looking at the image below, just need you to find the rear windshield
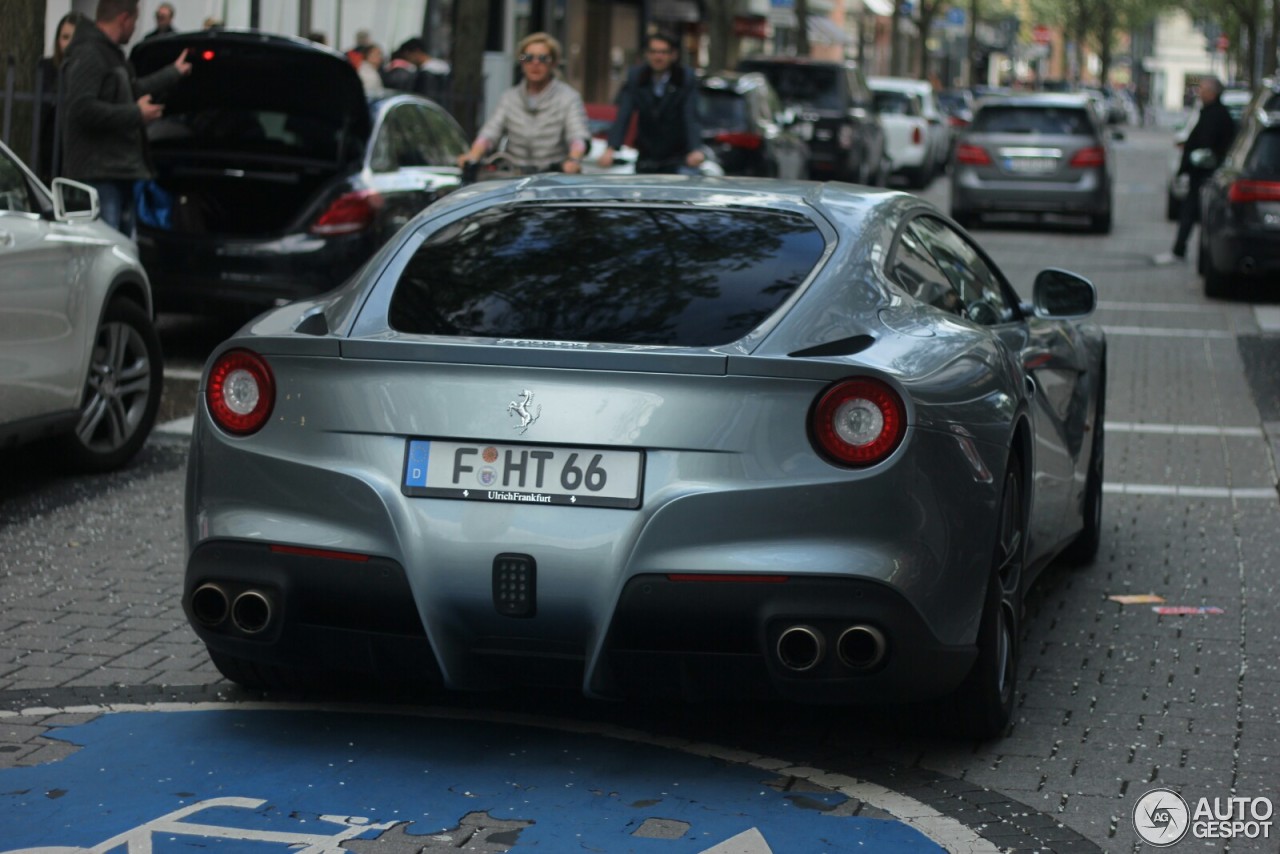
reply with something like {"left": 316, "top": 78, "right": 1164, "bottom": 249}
{"left": 149, "top": 108, "right": 343, "bottom": 162}
{"left": 972, "top": 106, "right": 1093, "bottom": 135}
{"left": 874, "top": 91, "right": 917, "bottom": 116}
{"left": 388, "top": 206, "right": 826, "bottom": 346}
{"left": 698, "top": 89, "right": 749, "bottom": 130}
{"left": 740, "top": 63, "right": 842, "bottom": 111}
{"left": 1245, "top": 129, "right": 1280, "bottom": 178}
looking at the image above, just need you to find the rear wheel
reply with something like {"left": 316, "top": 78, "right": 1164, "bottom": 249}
{"left": 60, "top": 298, "right": 162, "bottom": 472}
{"left": 1201, "top": 232, "right": 1229, "bottom": 298}
{"left": 1089, "top": 207, "right": 1112, "bottom": 234}
{"left": 950, "top": 457, "right": 1024, "bottom": 739}
{"left": 951, "top": 209, "right": 975, "bottom": 229}
{"left": 1062, "top": 365, "right": 1106, "bottom": 565}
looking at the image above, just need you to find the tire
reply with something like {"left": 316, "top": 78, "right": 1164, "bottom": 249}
{"left": 60, "top": 298, "right": 162, "bottom": 472}
{"left": 950, "top": 457, "right": 1024, "bottom": 739}
{"left": 1201, "top": 233, "right": 1229, "bottom": 298}
{"left": 951, "top": 209, "right": 974, "bottom": 229}
{"left": 1062, "top": 364, "right": 1105, "bottom": 565}
{"left": 1089, "top": 207, "right": 1112, "bottom": 234}
{"left": 905, "top": 163, "right": 929, "bottom": 189}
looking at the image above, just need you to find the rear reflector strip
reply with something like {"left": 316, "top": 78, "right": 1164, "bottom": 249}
{"left": 666, "top": 574, "right": 790, "bottom": 583}
{"left": 269, "top": 544, "right": 370, "bottom": 562}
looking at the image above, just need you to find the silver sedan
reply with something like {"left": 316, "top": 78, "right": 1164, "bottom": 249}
{"left": 0, "top": 141, "right": 161, "bottom": 471}
{"left": 182, "top": 176, "right": 1106, "bottom": 738}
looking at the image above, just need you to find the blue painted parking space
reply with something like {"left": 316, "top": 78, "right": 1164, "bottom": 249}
{"left": 0, "top": 707, "right": 947, "bottom": 853}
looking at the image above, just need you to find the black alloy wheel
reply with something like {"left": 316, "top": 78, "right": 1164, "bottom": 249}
{"left": 951, "top": 456, "right": 1025, "bottom": 739}
{"left": 61, "top": 299, "right": 163, "bottom": 472}
{"left": 1063, "top": 364, "right": 1106, "bottom": 564}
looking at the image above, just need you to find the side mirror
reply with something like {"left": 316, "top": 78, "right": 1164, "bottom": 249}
{"left": 1033, "top": 268, "right": 1095, "bottom": 318}
{"left": 51, "top": 178, "right": 100, "bottom": 223}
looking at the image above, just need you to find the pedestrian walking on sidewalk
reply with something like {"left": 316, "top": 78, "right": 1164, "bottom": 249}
{"left": 599, "top": 33, "right": 704, "bottom": 175}
{"left": 1154, "top": 76, "right": 1236, "bottom": 265}
{"left": 60, "top": 0, "right": 191, "bottom": 235}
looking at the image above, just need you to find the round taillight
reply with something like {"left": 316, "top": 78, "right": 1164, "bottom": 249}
{"left": 810, "top": 378, "right": 907, "bottom": 466}
{"left": 206, "top": 349, "right": 275, "bottom": 435}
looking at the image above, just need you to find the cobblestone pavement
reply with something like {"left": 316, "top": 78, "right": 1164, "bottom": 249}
{"left": 0, "top": 128, "right": 1277, "bottom": 853}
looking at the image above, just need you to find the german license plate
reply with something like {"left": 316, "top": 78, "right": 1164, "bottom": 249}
{"left": 402, "top": 440, "right": 643, "bottom": 509}
{"left": 1004, "top": 157, "right": 1056, "bottom": 174}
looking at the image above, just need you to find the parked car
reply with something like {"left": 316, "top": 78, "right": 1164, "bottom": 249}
{"left": 1198, "top": 82, "right": 1280, "bottom": 296}
{"left": 869, "top": 76, "right": 951, "bottom": 187}
{"left": 0, "top": 141, "right": 161, "bottom": 471}
{"left": 181, "top": 175, "right": 1105, "bottom": 739}
{"left": 130, "top": 31, "right": 466, "bottom": 317}
{"left": 697, "top": 71, "right": 808, "bottom": 179}
{"left": 951, "top": 93, "right": 1115, "bottom": 232}
{"left": 737, "top": 56, "right": 887, "bottom": 185}
{"left": 1165, "top": 87, "right": 1253, "bottom": 219}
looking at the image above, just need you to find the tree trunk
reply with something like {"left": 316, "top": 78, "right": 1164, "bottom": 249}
{"left": 795, "top": 0, "right": 812, "bottom": 56}
{"left": 891, "top": 4, "right": 904, "bottom": 74}
{"left": 918, "top": 4, "right": 938, "bottom": 79}
{"left": 703, "top": 0, "right": 736, "bottom": 71}
{"left": 0, "top": 0, "right": 47, "bottom": 167}
{"left": 1097, "top": 4, "right": 1114, "bottom": 84}
{"left": 967, "top": 0, "right": 979, "bottom": 85}
{"left": 1270, "top": 0, "right": 1279, "bottom": 76}
{"left": 451, "top": 0, "right": 490, "bottom": 138}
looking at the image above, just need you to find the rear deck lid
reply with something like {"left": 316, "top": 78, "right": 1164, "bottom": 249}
{"left": 130, "top": 31, "right": 371, "bottom": 160}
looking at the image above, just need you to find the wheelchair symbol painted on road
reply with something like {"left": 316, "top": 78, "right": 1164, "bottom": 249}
{"left": 0, "top": 707, "right": 948, "bottom": 852}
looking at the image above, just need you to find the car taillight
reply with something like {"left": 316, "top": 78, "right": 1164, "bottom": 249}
{"left": 955, "top": 144, "right": 992, "bottom": 165}
{"left": 310, "top": 189, "right": 382, "bottom": 236}
{"left": 1068, "top": 146, "right": 1106, "bottom": 168}
{"left": 207, "top": 349, "right": 275, "bottom": 435}
{"left": 809, "top": 378, "right": 907, "bottom": 467}
{"left": 1228, "top": 179, "right": 1280, "bottom": 203}
{"left": 714, "top": 131, "right": 763, "bottom": 150}
{"left": 912, "top": 126, "right": 923, "bottom": 145}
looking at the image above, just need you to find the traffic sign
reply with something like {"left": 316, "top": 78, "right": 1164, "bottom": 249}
{"left": 1033, "top": 24, "right": 1053, "bottom": 44}
{"left": 0, "top": 708, "right": 949, "bottom": 852}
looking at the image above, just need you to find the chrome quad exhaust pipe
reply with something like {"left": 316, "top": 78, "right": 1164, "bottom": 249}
{"left": 836, "top": 625, "right": 887, "bottom": 670}
{"left": 776, "top": 625, "right": 825, "bottom": 672}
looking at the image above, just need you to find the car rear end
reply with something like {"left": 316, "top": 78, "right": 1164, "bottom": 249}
{"left": 739, "top": 59, "right": 861, "bottom": 181}
{"left": 131, "top": 32, "right": 377, "bottom": 315}
{"left": 871, "top": 86, "right": 928, "bottom": 173}
{"left": 698, "top": 77, "right": 766, "bottom": 175}
{"left": 184, "top": 182, "right": 1001, "bottom": 705}
{"left": 1207, "top": 120, "right": 1280, "bottom": 281}
{"left": 951, "top": 98, "right": 1111, "bottom": 221}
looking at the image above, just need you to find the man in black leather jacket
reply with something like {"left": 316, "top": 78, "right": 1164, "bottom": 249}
{"left": 1158, "top": 76, "right": 1236, "bottom": 263}
{"left": 599, "top": 33, "right": 703, "bottom": 175}
{"left": 61, "top": 0, "right": 190, "bottom": 234}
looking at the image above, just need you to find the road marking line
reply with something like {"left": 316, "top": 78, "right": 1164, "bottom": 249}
{"left": 1106, "top": 422, "right": 1265, "bottom": 438}
{"left": 1097, "top": 301, "right": 1226, "bottom": 314}
{"left": 164, "top": 367, "right": 203, "bottom": 382}
{"left": 1104, "top": 483, "right": 1277, "bottom": 500}
{"left": 155, "top": 415, "right": 194, "bottom": 435}
{"left": 1101, "top": 325, "right": 1234, "bottom": 339}
{"left": 0, "top": 702, "right": 1004, "bottom": 854}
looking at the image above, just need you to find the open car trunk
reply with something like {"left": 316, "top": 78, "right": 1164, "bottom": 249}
{"left": 132, "top": 31, "right": 370, "bottom": 237}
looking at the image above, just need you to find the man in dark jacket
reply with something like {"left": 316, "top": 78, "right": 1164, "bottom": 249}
{"left": 141, "top": 3, "right": 177, "bottom": 40}
{"left": 1156, "top": 76, "right": 1236, "bottom": 263}
{"left": 599, "top": 33, "right": 703, "bottom": 174}
{"left": 61, "top": 0, "right": 190, "bottom": 235}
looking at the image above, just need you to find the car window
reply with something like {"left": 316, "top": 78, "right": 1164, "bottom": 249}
{"left": 698, "top": 89, "right": 749, "bottom": 130}
{"left": 419, "top": 105, "right": 468, "bottom": 164}
{"left": 0, "top": 150, "right": 37, "bottom": 214}
{"left": 742, "top": 63, "right": 843, "bottom": 111}
{"left": 909, "top": 216, "right": 1015, "bottom": 325}
{"left": 873, "top": 91, "right": 918, "bottom": 116}
{"left": 972, "top": 106, "right": 1093, "bottom": 135}
{"left": 887, "top": 224, "right": 961, "bottom": 315}
{"left": 388, "top": 206, "right": 826, "bottom": 347}
{"left": 371, "top": 105, "right": 433, "bottom": 171}
{"left": 1245, "top": 128, "right": 1280, "bottom": 178}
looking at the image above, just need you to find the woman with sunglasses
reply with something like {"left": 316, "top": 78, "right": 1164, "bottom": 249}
{"left": 457, "top": 32, "right": 590, "bottom": 174}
